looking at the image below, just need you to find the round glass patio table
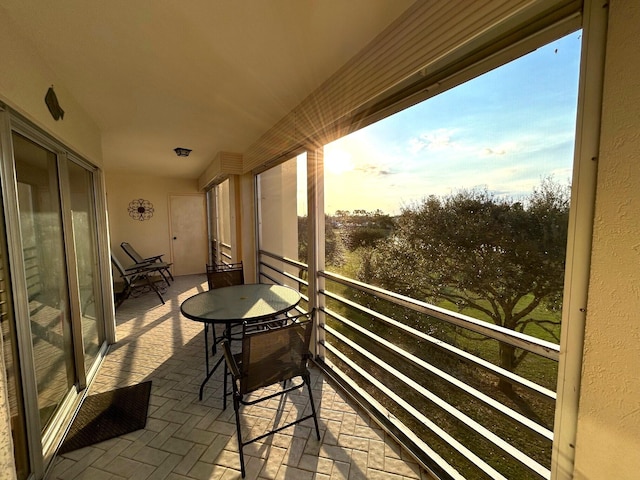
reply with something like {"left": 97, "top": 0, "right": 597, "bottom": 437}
{"left": 181, "top": 283, "right": 301, "bottom": 324}
{"left": 180, "top": 283, "right": 302, "bottom": 402}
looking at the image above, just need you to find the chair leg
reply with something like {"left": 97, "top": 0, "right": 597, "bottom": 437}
{"left": 203, "top": 325, "right": 210, "bottom": 374}
{"left": 114, "top": 285, "right": 128, "bottom": 309}
{"left": 162, "top": 266, "right": 175, "bottom": 284}
{"left": 223, "top": 361, "right": 228, "bottom": 410}
{"left": 161, "top": 264, "right": 175, "bottom": 286}
{"left": 211, "top": 323, "right": 218, "bottom": 355}
{"left": 158, "top": 269, "right": 171, "bottom": 285}
{"left": 304, "top": 373, "right": 321, "bottom": 440}
{"left": 139, "top": 276, "right": 164, "bottom": 304}
{"left": 204, "top": 323, "right": 218, "bottom": 357}
{"left": 233, "top": 394, "right": 246, "bottom": 478}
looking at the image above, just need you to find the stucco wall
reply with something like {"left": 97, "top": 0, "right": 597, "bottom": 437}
{"left": 0, "top": 9, "right": 104, "bottom": 480}
{"left": 257, "top": 161, "right": 299, "bottom": 287}
{"left": 573, "top": 2, "right": 640, "bottom": 479}
{"left": 105, "top": 172, "right": 200, "bottom": 270}
{"left": 0, "top": 7, "right": 102, "bottom": 165}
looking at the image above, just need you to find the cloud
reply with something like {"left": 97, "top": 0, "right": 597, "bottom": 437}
{"left": 408, "top": 128, "right": 458, "bottom": 153}
{"left": 354, "top": 163, "right": 392, "bottom": 176}
{"left": 482, "top": 147, "right": 507, "bottom": 156}
{"left": 480, "top": 141, "right": 517, "bottom": 157}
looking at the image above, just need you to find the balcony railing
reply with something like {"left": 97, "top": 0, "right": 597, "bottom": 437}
{"left": 258, "top": 249, "right": 559, "bottom": 480}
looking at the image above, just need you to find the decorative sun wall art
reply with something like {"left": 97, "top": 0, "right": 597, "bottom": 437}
{"left": 128, "top": 198, "right": 154, "bottom": 221}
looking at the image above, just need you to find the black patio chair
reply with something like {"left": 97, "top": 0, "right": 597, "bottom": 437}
{"left": 206, "top": 262, "right": 244, "bottom": 289}
{"left": 222, "top": 309, "right": 320, "bottom": 477}
{"left": 204, "top": 262, "right": 244, "bottom": 358}
{"left": 120, "top": 241, "right": 174, "bottom": 284}
{"left": 111, "top": 255, "right": 165, "bottom": 307}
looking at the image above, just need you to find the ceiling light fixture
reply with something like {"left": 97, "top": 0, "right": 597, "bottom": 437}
{"left": 174, "top": 147, "right": 192, "bottom": 157}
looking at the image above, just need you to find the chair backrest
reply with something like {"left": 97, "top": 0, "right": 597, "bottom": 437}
{"left": 111, "top": 254, "right": 126, "bottom": 277}
{"left": 240, "top": 310, "right": 314, "bottom": 395}
{"left": 121, "top": 242, "right": 144, "bottom": 264}
{"left": 206, "top": 262, "right": 244, "bottom": 290}
{"left": 110, "top": 255, "right": 132, "bottom": 287}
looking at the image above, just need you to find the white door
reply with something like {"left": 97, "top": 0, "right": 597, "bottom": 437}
{"left": 169, "top": 194, "right": 208, "bottom": 275}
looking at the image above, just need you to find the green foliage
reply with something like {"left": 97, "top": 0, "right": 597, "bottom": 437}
{"left": 298, "top": 214, "right": 345, "bottom": 267}
{"left": 298, "top": 210, "right": 393, "bottom": 269}
{"left": 330, "top": 209, "right": 394, "bottom": 250}
{"left": 357, "top": 178, "right": 570, "bottom": 382}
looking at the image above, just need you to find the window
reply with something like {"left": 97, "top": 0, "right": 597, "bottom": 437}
{"left": 320, "top": 31, "right": 581, "bottom": 479}
{"left": 256, "top": 153, "right": 308, "bottom": 303}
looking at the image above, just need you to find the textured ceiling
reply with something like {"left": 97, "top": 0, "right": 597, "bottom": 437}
{"left": 1, "top": 0, "right": 415, "bottom": 178}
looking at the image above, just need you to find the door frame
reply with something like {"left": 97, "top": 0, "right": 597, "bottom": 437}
{"left": 168, "top": 193, "right": 208, "bottom": 276}
{"left": 0, "top": 108, "right": 112, "bottom": 478}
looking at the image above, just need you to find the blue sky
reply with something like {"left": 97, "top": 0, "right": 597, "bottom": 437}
{"left": 314, "top": 31, "right": 582, "bottom": 215}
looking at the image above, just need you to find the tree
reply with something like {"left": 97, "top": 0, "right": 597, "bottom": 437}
{"left": 359, "top": 178, "right": 570, "bottom": 392}
{"left": 298, "top": 215, "right": 345, "bottom": 267}
{"left": 332, "top": 209, "right": 395, "bottom": 250}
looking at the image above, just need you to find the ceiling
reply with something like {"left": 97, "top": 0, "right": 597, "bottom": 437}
{"left": 1, "top": 0, "right": 415, "bottom": 179}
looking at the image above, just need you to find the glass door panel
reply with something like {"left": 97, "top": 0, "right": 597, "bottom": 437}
{"left": 206, "top": 188, "right": 219, "bottom": 264}
{"left": 12, "top": 132, "right": 75, "bottom": 431}
{"left": 0, "top": 189, "right": 30, "bottom": 478}
{"left": 218, "top": 179, "right": 231, "bottom": 261}
{"left": 67, "top": 160, "right": 104, "bottom": 369}
{"left": 256, "top": 153, "right": 308, "bottom": 296}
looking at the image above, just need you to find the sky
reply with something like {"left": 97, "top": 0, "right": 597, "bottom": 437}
{"left": 299, "top": 31, "right": 583, "bottom": 216}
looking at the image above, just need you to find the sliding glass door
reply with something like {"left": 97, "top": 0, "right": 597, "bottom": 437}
{"left": 0, "top": 181, "right": 29, "bottom": 479}
{"left": 0, "top": 122, "right": 108, "bottom": 478}
{"left": 13, "top": 132, "right": 76, "bottom": 431}
{"left": 67, "top": 160, "right": 105, "bottom": 370}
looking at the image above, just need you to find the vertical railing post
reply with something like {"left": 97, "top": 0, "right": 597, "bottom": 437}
{"left": 307, "top": 146, "right": 325, "bottom": 359}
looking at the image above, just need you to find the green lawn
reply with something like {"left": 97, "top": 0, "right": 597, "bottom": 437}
{"left": 322, "top": 247, "right": 559, "bottom": 477}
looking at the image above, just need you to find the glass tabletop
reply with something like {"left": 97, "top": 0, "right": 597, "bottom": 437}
{"left": 180, "top": 283, "right": 301, "bottom": 323}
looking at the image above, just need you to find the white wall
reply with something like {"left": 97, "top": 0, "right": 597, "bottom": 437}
{"left": 0, "top": 7, "right": 102, "bottom": 164}
{"left": 105, "top": 172, "right": 201, "bottom": 271}
{"left": 573, "top": 2, "right": 640, "bottom": 479}
{"left": 257, "top": 161, "right": 299, "bottom": 286}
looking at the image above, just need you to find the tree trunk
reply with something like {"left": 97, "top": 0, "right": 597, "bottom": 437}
{"left": 498, "top": 343, "right": 516, "bottom": 394}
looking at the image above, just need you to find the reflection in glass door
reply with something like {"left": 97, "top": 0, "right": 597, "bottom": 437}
{"left": 13, "top": 132, "right": 75, "bottom": 431}
{"left": 206, "top": 187, "right": 219, "bottom": 264}
{"left": 0, "top": 186, "right": 29, "bottom": 479}
{"left": 67, "top": 160, "right": 104, "bottom": 369}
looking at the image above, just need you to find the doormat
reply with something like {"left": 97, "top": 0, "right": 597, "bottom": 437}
{"left": 59, "top": 381, "right": 152, "bottom": 454}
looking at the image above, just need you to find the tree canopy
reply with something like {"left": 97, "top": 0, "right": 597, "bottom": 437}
{"left": 331, "top": 209, "right": 394, "bottom": 250}
{"left": 357, "top": 178, "right": 570, "bottom": 385}
{"left": 298, "top": 214, "right": 345, "bottom": 267}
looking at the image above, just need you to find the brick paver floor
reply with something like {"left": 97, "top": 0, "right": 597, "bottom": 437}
{"left": 48, "top": 275, "right": 433, "bottom": 480}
